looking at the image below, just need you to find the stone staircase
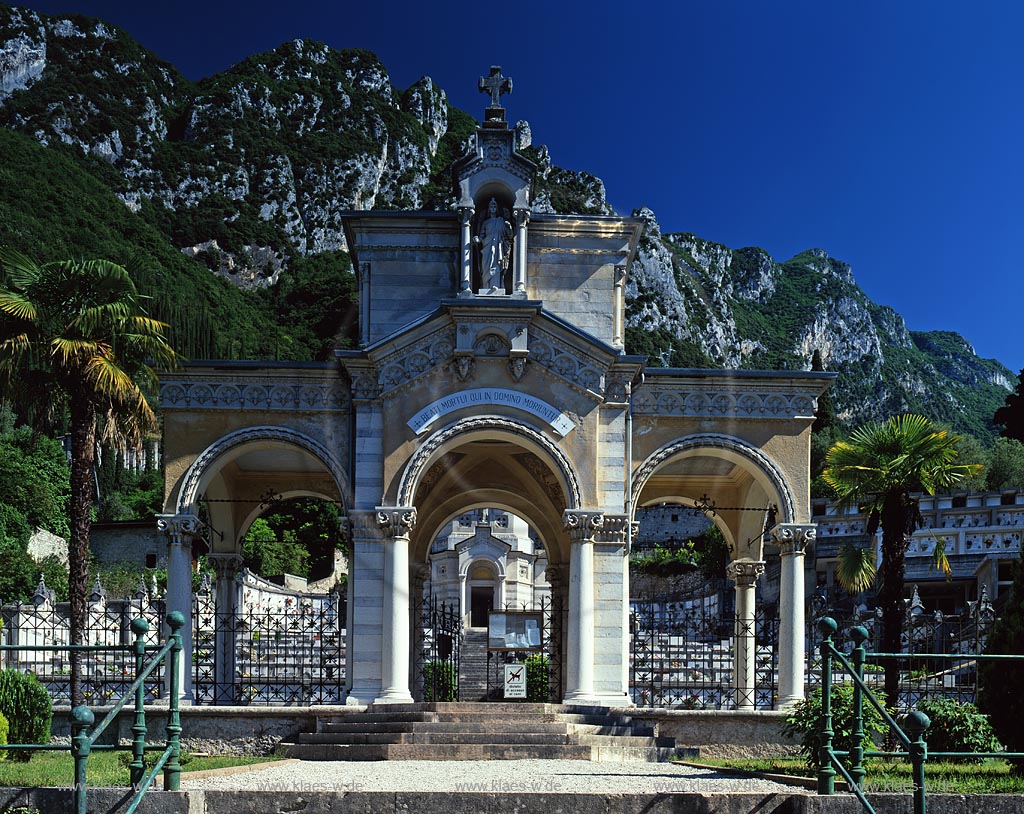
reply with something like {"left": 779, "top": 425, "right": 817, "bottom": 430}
{"left": 281, "top": 702, "right": 682, "bottom": 761}
{"left": 457, "top": 630, "right": 491, "bottom": 701}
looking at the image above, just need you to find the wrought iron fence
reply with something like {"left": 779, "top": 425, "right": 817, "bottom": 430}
{"left": 805, "top": 584, "right": 999, "bottom": 712}
{"left": 0, "top": 579, "right": 167, "bottom": 704}
{"left": 192, "top": 577, "right": 346, "bottom": 705}
{"left": 629, "top": 579, "right": 779, "bottom": 709}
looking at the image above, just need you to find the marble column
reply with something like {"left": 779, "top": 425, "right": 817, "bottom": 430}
{"left": 513, "top": 207, "right": 530, "bottom": 294}
{"left": 206, "top": 552, "right": 243, "bottom": 704}
{"left": 562, "top": 511, "right": 632, "bottom": 706}
{"left": 375, "top": 506, "right": 416, "bottom": 704}
{"left": 773, "top": 523, "right": 816, "bottom": 708}
{"left": 726, "top": 558, "right": 766, "bottom": 711}
{"left": 459, "top": 206, "right": 474, "bottom": 294}
{"left": 156, "top": 513, "right": 202, "bottom": 702}
{"left": 563, "top": 512, "right": 597, "bottom": 703}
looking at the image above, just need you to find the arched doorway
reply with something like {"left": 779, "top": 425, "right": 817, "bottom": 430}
{"left": 159, "top": 426, "right": 351, "bottom": 703}
{"left": 631, "top": 433, "right": 810, "bottom": 709}
{"left": 401, "top": 418, "right": 574, "bottom": 704}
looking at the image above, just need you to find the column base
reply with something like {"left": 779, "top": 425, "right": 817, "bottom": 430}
{"left": 373, "top": 689, "right": 415, "bottom": 705}
{"left": 776, "top": 694, "right": 803, "bottom": 710}
{"left": 345, "top": 684, "right": 381, "bottom": 706}
{"left": 562, "top": 690, "right": 632, "bottom": 707}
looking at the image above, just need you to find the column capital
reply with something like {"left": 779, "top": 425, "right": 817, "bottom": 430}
{"left": 563, "top": 511, "right": 634, "bottom": 546}
{"left": 770, "top": 523, "right": 817, "bottom": 556}
{"left": 459, "top": 205, "right": 475, "bottom": 224}
{"left": 156, "top": 514, "right": 204, "bottom": 545}
{"left": 206, "top": 552, "right": 244, "bottom": 580}
{"left": 513, "top": 207, "right": 530, "bottom": 226}
{"left": 726, "top": 558, "right": 766, "bottom": 587}
{"left": 376, "top": 506, "right": 417, "bottom": 538}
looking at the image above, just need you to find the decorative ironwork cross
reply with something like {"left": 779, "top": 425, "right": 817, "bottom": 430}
{"left": 479, "top": 66, "right": 512, "bottom": 108}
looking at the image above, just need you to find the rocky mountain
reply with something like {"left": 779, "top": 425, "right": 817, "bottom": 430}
{"left": 0, "top": 3, "right": 1013, "bottom": 440}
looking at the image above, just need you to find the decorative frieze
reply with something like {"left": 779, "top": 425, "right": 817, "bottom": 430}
{"left": 377, "top": 329, "right": 456, "bottom": 394}
{"left": 529, "top": 333, "right": 604, "bottom": 396}
{"left": 771, "top": 524, "right": 817, "bottom": 556}
{"left": 631, "top": 386, "right": 817, "bottom": 420}
{"left": 161, "top": 381, "right": 349, "bottom": 412}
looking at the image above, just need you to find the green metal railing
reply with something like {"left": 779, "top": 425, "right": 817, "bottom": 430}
{"left": 816, "top": 616, "right": 1024, "bottom": 814}
{"left": 0, "top": 611, "right": 184, "bottom": 814}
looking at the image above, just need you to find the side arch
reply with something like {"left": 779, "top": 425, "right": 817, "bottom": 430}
{"left": 631, "top": 432, "right": 796, "bottom": 525}
{"left": 173, "top": 425, "right": 352, "bottom": 516}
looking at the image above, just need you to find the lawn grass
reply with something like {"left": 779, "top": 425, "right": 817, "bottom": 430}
{"left": 0, "top": 751, "right": 277, "bottom": 788}
{"left": 700, "top": 757, "right": 1024, "bottom": 794}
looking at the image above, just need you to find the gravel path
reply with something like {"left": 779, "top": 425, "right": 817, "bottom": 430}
{"left": 183, "top": 759, "right": 802, "bottom": 795}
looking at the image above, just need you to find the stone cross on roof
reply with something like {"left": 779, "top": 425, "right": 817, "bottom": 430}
{"left": 479, "top": 66, "right": 512, "bottom": 109}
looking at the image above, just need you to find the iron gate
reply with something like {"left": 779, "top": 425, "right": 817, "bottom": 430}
{"left": 415, "top": 595, "right": 462, "bottom": 701}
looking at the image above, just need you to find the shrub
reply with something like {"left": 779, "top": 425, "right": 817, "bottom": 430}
{"left": 913, "top": 697, "right": 1000, "bottom": 759}
{"left": 782, "top": 683, "right": 886, "bottom": 769}
{"left": 0, "top": 670, "right": 54, "bottom": 759}
{"left": 0, "top": 710, "right": 8, "bottom": 761}
{"left": 423, "top": 661, "right": 457, "bottom": 702}
{"left": 525, "top": 654, "right": 550, "bottom": 702}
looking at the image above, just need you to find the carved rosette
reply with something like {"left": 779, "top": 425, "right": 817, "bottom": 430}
{"left": 770, "top": 524, "right": 817, "bottom": 556}
{"left": 726, "top": 559, "right": 766, "bottom": 587}
{"left": 604, "top": 377, "right": 631, "bottom": 406}
{"left": 376, "top": 506, "right": 417, "bottom": 539}
{"left": 156, "top": 514, "right": 204, "bottom": 546}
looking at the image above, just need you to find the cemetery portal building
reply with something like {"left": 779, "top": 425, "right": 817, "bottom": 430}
{"left": 158, "top": 70, "right": 831, "bottom": 708}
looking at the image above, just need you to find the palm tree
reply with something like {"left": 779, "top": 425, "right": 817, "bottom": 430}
{"left": 0, "top": 248, "right": 178, "bottom": 704}
{"left": 823, "top": 414, "right": 981, "bottom": 709}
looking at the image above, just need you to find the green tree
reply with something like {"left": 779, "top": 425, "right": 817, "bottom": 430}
{"left": 987, "top": 437, "right": 1024, "bottom": 490}
{"left": 823, "top": 414, "right": 982, "bottom": 708}
{"left": 242, "top": 517, "right": 309, "bottom": 578}
{"left": 995, "top": 369, "right": 1024, "bottom": 442}
{"left": 0, "top": 248, "right": 178, "bottom": 704}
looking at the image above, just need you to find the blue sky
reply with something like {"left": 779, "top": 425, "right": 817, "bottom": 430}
{"left": 17, "top": 0, "right": 1024, "bottom": 373}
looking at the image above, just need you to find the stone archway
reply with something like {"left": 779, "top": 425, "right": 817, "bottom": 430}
{"left": 159, "top": 425, "right": 352, "bottom": 701}
{"left": 631, "top": 432, "right": 811, "bottom": 709}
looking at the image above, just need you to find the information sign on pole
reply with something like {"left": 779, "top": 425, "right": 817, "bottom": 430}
{"left": 504, "top": 663, "right": 527, "bottom": 699}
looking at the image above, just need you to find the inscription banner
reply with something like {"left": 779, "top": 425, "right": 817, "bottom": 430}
{"left": 407, "top": 388, "right": 574, "bottom": 436}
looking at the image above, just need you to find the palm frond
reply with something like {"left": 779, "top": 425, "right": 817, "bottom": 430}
{"left": 931, "top": 536, "right": 953, "bottom": 582}
{"left": 0, "top": 290, "right": 38, "bottom": 321}
{"left": 835, "top": 543, "right": 877, "bottom": 594}
{"left": 51, "top": 337, "right": 104, "bottom": 367}
{"left": 0, "top": 246, "right": 42, "bottom": 289}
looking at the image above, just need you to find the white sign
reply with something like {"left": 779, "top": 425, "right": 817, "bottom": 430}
{"left": 407, "top": 388, "right": 574, "bottom": 436}
{"left": 504, "top": 663, "right": 527, "bottom": 699}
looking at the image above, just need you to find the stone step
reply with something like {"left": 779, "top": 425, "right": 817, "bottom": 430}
{"left": 303, "top": 730, "right": 576, "bottom": 745}
{"left": 320, "top": 720, "right": 573, "bottom": 735}
{"left": 283, "top": 742, "right": 597, "bottom": 761}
